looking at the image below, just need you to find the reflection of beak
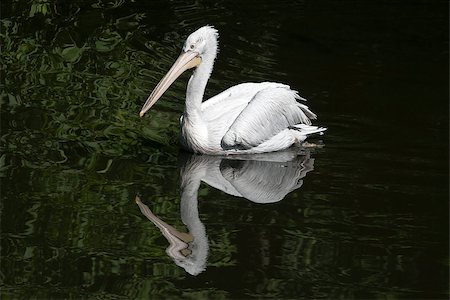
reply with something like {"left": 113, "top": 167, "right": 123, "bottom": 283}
{"left": 139, "top": 51, "right": 201, "bottom": 117}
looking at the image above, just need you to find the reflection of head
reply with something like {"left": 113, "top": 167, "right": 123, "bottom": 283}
{"left": 175, "top": 177, "right": 209, "bottom": 276}
{"left": 135, "top": 196, "right": 208, "bottom": 276}
{"left": 171, "top": 219, "right": 208, "bottom": 276}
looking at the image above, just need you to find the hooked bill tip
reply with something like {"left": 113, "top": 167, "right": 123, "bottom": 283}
{"left": 139, "top": 111, "right": 145, "bottom": 118}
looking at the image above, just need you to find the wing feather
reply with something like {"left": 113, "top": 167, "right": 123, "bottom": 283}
{"left": 201, "top": 82, "right": 291, "bottom": 147}
{"left": 221, "top": 87, "right": 316, "bottom": 149}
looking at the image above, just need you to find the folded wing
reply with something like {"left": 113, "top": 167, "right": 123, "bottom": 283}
{"left": 221, "top": 86, "right": 317, "bottom": 149}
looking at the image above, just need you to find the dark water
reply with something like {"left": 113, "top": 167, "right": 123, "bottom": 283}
{"left": 1, "top": 0, "right": 448, "bottom": 299}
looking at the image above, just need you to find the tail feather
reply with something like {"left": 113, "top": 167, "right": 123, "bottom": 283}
{"left": 289, "top": 124, "right": 327, "bottom": 136}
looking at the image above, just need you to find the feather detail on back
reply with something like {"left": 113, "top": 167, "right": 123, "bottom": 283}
{"left": 221, "top": 86, "right": 316, "bottom": 149}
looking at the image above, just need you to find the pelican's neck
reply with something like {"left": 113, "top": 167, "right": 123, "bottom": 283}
{"left": 184, "top": 50, "right": 216, "bottom": 118}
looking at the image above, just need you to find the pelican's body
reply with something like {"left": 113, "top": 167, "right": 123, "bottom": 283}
{"left": 140, "top": 26, "right": 326, "bottom": 155}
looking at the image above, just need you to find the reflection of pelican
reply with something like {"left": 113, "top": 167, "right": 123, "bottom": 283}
{"left": 136, "top": 150, "right": 315, "bottom": 275}
{"left": 139, "top": 26, "right": 326, "bottom": 155}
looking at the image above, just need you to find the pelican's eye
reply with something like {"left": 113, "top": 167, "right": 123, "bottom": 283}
{"left": 190, "top": 44, "right": 195, "bottom": 50}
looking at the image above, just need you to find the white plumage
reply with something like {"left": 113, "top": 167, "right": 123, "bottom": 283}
{"left": 140, "top": 26, "right": 326, "bottom": 154}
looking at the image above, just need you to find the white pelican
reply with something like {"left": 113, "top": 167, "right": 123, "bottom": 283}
{"left": 139, "top": 26, "right": 326, "bottom": 155}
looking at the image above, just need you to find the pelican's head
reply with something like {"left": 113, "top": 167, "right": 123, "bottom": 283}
{"left": 139, "top": 26, "right": 219, "bottom": 117}
{"left": 183, "top": 26, "right": 219, "bottom": 60}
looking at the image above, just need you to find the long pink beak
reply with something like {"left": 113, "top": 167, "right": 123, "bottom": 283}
{"left": 139, "top": 51, "right": 201, "bottom": 117}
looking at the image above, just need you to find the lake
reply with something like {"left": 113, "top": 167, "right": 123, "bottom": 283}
{"left": 1, "top": 0, "right": 448, "bottom": 298}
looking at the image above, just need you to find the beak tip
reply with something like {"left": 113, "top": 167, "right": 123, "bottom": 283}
{"left": 139, "top": 111, "right": 145, "bottom": 118}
